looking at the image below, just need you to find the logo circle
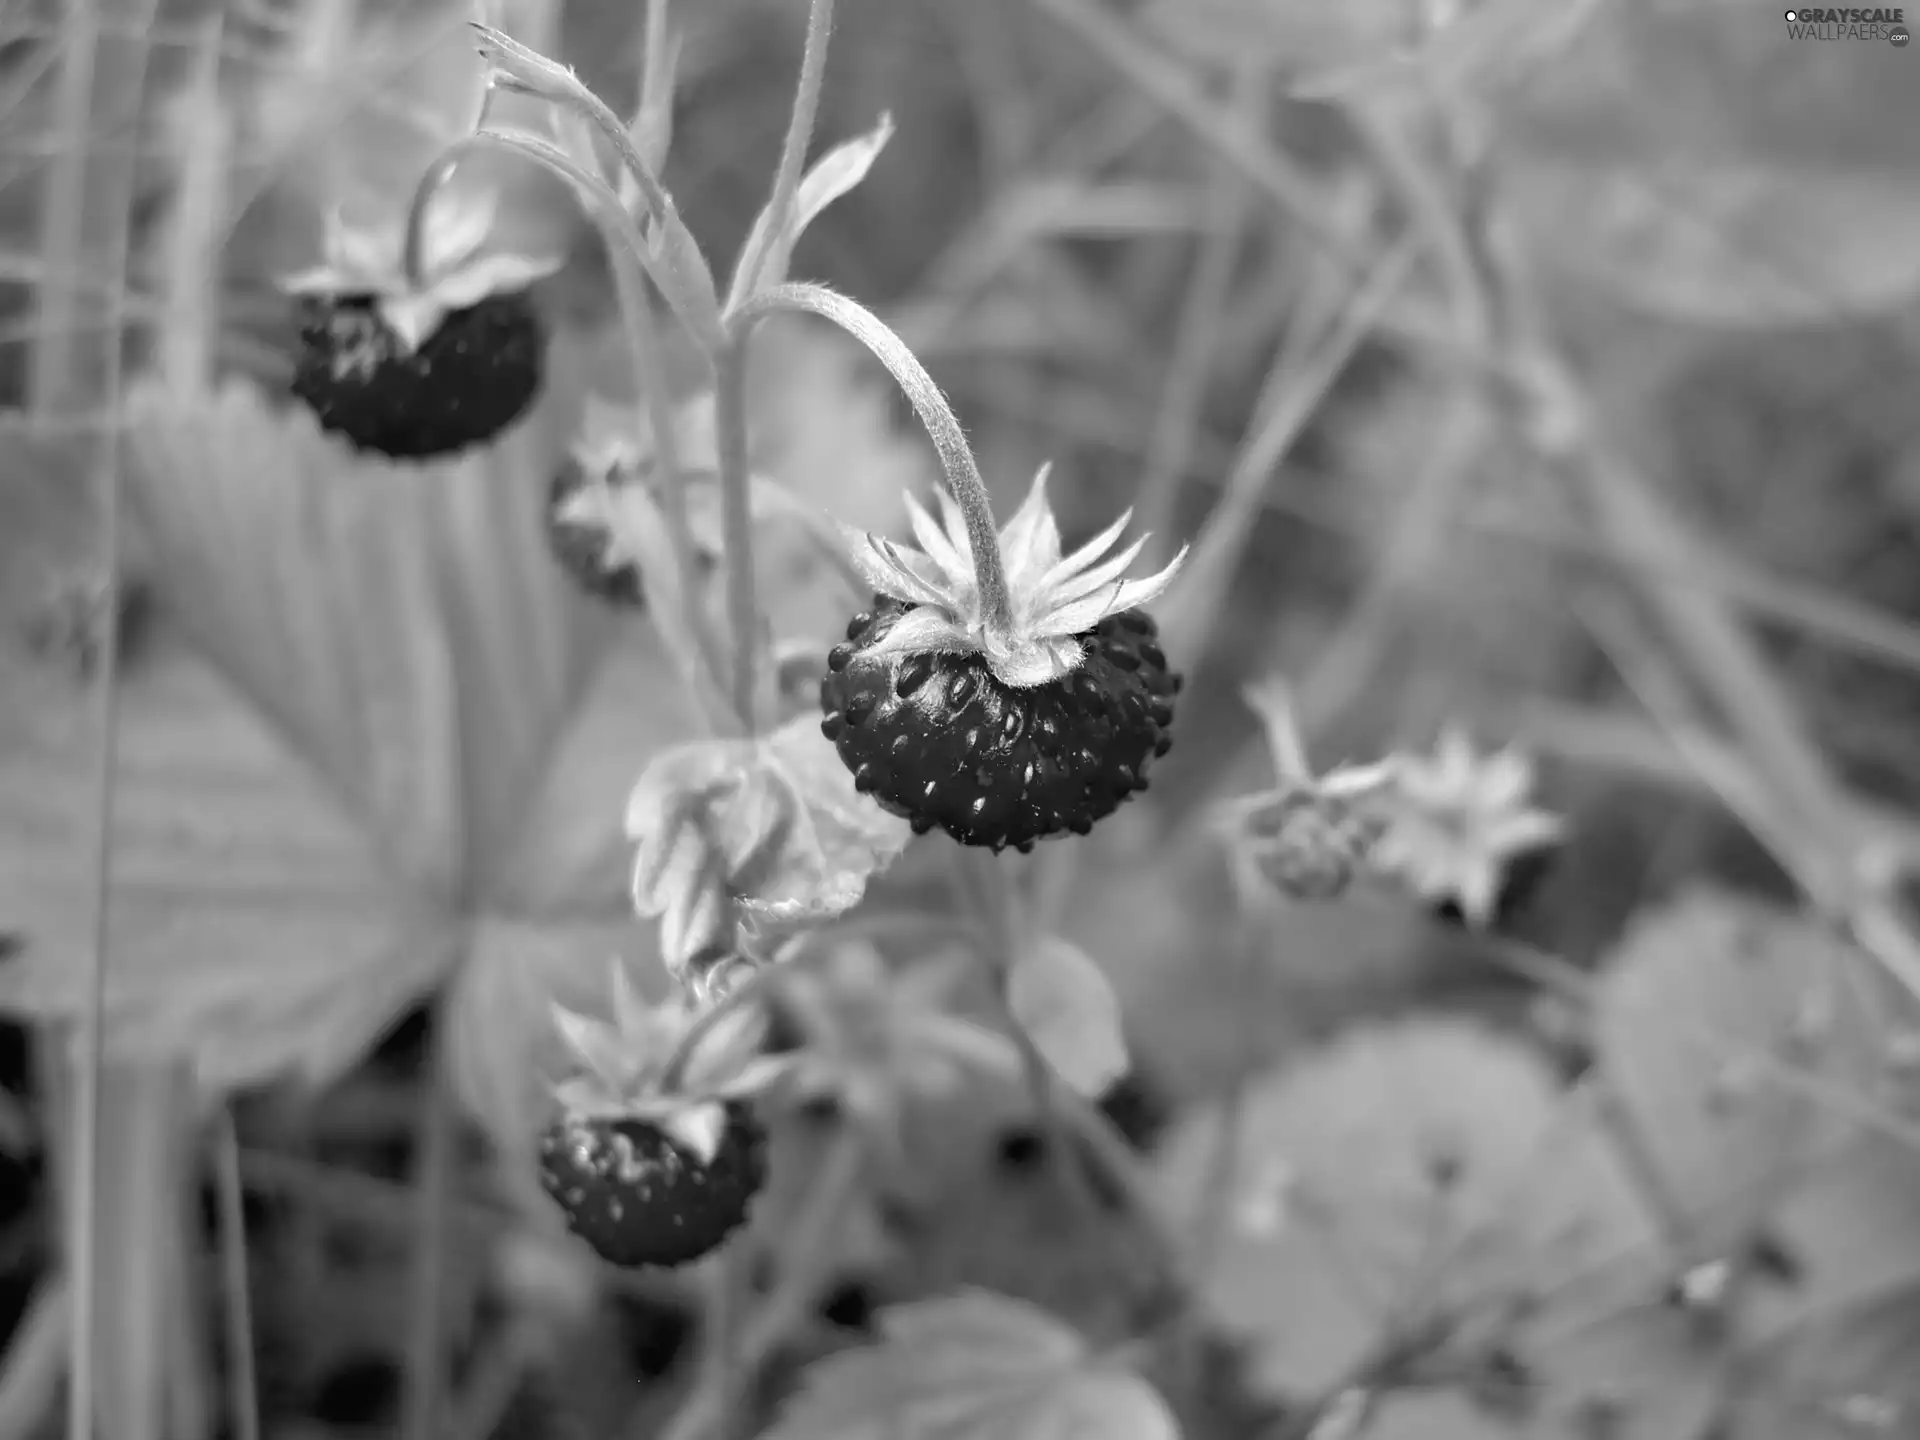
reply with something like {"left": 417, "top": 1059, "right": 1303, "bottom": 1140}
{"left": 1893, "top": 24, "right": 1911, "bottom": 44}
{"left": 1784, "top": 8, "right": 1796, "bottom": 18}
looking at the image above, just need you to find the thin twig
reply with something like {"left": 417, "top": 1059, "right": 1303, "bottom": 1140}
{"left": 212, "top": 1108, "right": 261, "bottom": 1440}
{"left": 730, "top": 283, "right": 1013, "bottom": 635}
{"left": 401, "top": 1005, "right": 460, "bottom": 1440}
{"left": 1160, "top": 237, "right": 1420, "bottom": 663}
{"left": 59, "top": 0, "right": 146, "bottom": 1432}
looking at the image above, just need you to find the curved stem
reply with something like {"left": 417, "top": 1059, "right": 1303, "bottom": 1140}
{"left": 737, "top": 0, "right": 835, "bottom": 299}
{"left": 732, "top": 282, "right": 1012, "bottom": 633}
{"left": 403, "top": 130, "right": 715, "bottom": 347}
{"left": 713, "top": 334, "right": 764, "bottom": 733}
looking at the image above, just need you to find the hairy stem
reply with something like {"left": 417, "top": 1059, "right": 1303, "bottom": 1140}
{"left": 713, "top": 332, "right": 765, "bottom": 733}
{"left": 732, "top": 283, "right": 1013, "bottom": 634}
{"left": 738, "top": 0, "right": 836, "bottom": 298}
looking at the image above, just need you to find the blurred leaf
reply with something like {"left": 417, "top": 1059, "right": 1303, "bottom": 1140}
{"left": 1497, "top": 2, "right": 1920, "bottom": 325}
{"left": 1006, "top": 936, "right": 1129, "bottom": 1097}
{"left": 759, "top": 1288, "right": 1180, "bottom": 1440}
{"left": 1592, "top": 888, "right": 1885, "bottom": 1257}
{"left": 1729, "top": 1281, "right": 1920, "bottom": 1440}
{"left": 726, "top": 113, "right": 896, "bottom": 312}
{"left": 1752, "top": 1130, "right": 1920, "bottom": 1341}
{"left": 1155, "top": 1017, "right": 1652, "bottom": 1395}
{"left": 0, "top": 630, "right": 458, "bottom": 1090}
{"left": 120, "top": 372, "right": 594, "bottom": 893}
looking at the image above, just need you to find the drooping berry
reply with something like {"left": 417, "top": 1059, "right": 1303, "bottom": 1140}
{"left": 821, "top": 596, "right": 1178, "bottom": 852}
{"left": 292, "top": 292, "right": 544, "bottom": 459}
{"left": 537, "top": 1100, "right": 768, "bottom": 1269}
{"left": 544, "top": 458, "right": 648, "bottom": 608}
{"left": 818, "top": 468, "right": 1184, "bottom": 853}
{"left": 279, "top": 192, "right": 562, "bottom": 461}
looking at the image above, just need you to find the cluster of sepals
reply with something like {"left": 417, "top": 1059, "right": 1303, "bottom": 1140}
{"left": 274, "top": 14, "right": 1200, "bottom": 1271}
{"left": 1216, "top": 674, "right": 1563, "bottom": 928}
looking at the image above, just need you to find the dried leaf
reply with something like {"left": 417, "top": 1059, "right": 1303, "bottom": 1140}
{"left": 624, "top": 717, "right": 913, "bottom": 975}
{"left": 1005, "top": 938, "right": 1129, "bottom": 1097}
{"left": 760, "top": 1289, "right": 1180, "bottom": 1440}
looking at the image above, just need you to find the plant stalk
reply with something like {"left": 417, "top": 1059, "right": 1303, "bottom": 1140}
{"left": 713, "top": 332, "right": 764, "bottom": 733}
{"left": 731, "top": 283, "right": 1013, "bottom": 634}
{"left": 738, "top": 0, "right": 836, "bottom": 299}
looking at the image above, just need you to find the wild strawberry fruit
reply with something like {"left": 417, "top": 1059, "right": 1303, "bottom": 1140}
{"left": 538, "top": 963, "right": 774, "bottom": 1269}
{"left": 280, "top": 191, "right": 562, "bottom": 460}
{"left": 820, "top": 468, "right": 1184, "bottom": 852}
{"left": 546, "top": 457, "right": 649, "bottom": 609}
{"left": 538, "top": 1100, "right": 768, "bottom": 1269}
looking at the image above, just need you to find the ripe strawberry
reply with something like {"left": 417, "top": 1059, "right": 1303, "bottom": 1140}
{"left": 538, "top": 963, "right": 775, "bottom": 1269}
{"left": 819, "top": 468, "right": 1184, "bottom": 852}
{"left": 538, "top": 1100, "right": 768, "bottom": 1269}
{"left": 545, "top": 457, "right": 649, "bottom": 609}
{"left": 280, "top": 192, "right": 562, "bottom": 460}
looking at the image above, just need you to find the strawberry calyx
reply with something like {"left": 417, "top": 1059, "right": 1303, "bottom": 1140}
{"left": 838, "top": 465, "right": 1187, "bottom": 689}
{"left": 546, "top": 960, "right": 771, "bottom": 1164}
{"left": 278, "top": 188, "right": 564, "bottom": 352}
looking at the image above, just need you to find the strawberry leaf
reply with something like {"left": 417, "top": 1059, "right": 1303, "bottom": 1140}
{"left": 1005, "top": 937, "right": 1129, "bottom": 1097}
{"left": 759, "top": 1289, "right": 1179, "bottom": 1440}
{"left": 0, "top": 631, "right": 459, "bottom": 1090}
{"left": 726, "top": 114, "right": 897, "bottom": 312}
{"left": 1155, "top": 1016, "right": 1652, "bottom": 1396}
{"left": 1592, "top": 888, "right": 1885, "bottom": 1258}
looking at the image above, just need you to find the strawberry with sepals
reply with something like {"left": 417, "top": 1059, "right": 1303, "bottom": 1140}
{"left": 820, "top": 465, "right": 1187, "bottom": 853}
{"left": 1220, "top": 678, "right": 1562, "bottom": 926}
{"left": 1216, "top": 675, "right": 1402, "bottom": 905}
{"left": 537, "top": 960, "right": 772, "bottom": 1270}
{"left": 281, "top": 188, "right": 564, "bottom": 460}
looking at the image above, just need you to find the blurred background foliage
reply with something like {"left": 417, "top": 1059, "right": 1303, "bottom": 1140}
{"left": 3, "top": 0, "right": 1920, "bottom": 1436}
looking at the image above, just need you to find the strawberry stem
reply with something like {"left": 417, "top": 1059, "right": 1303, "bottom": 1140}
{"left": 733, "top": 0, "right": 835, "bottom": 301}
{"left": 713, "top": 335, "right": 764, "bottom": 733}
{"left": 730, "top": 282, "right": 1016, "bottom": 638}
